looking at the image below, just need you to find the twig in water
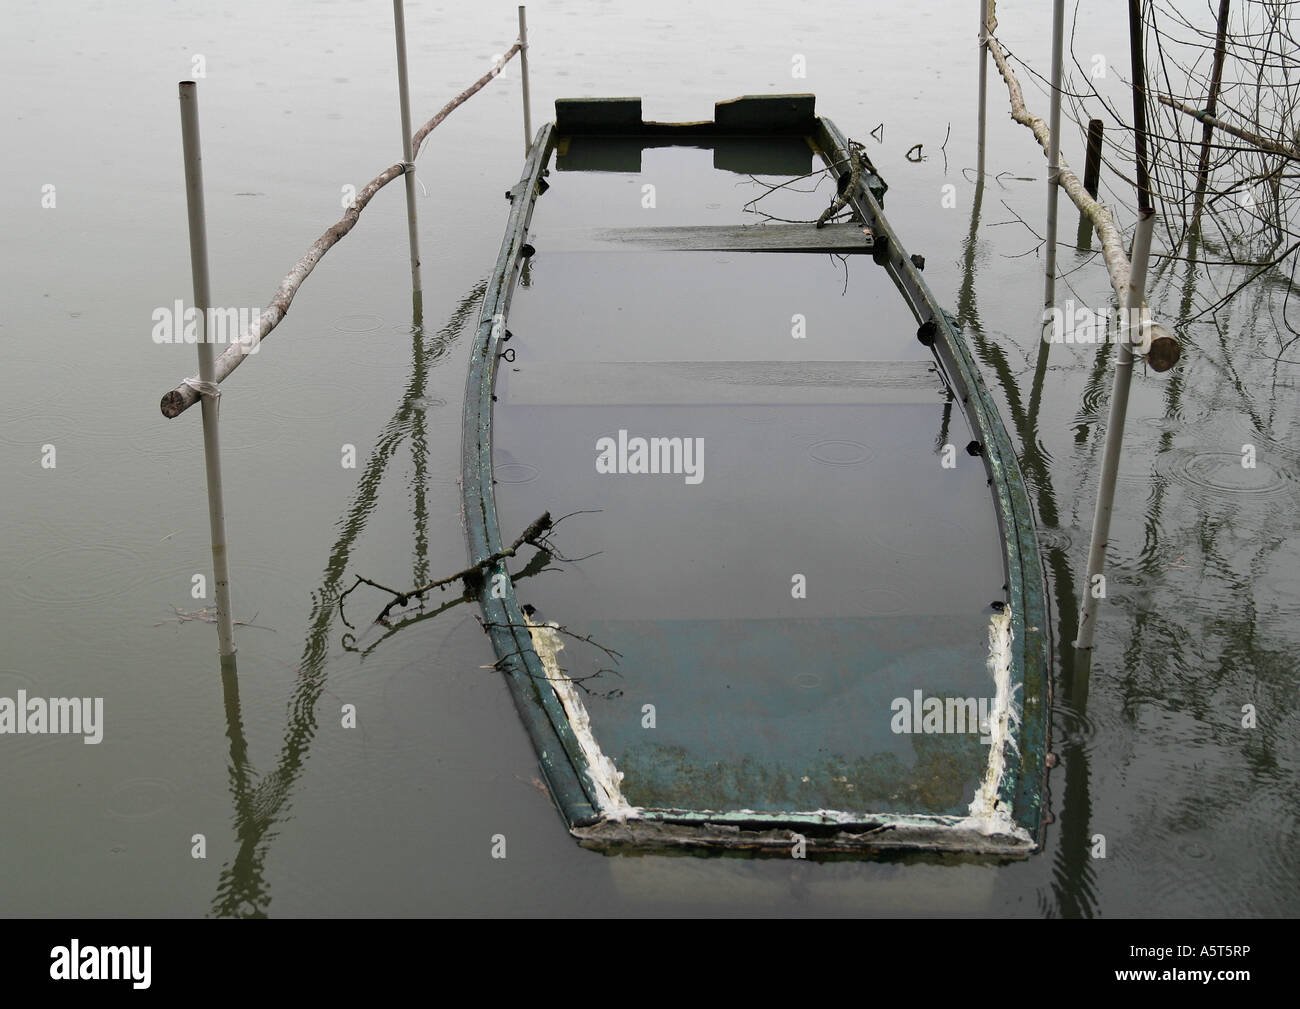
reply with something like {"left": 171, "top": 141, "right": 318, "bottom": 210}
{"left": 986, "top": 199, "right": 1053, "bottom": 259}
{"left": 494, "top": 650, "right": 624, "bottom": 699}
{"left": 480, "top": 617, "right": 623, "bottom": 665}
{"left": 741, "top": 164, "right": 837, "bottom": 225}
{"left": 339, "top": 509, "right": 599, "bottom": 629}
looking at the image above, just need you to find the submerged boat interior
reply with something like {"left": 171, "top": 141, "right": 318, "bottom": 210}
{"left": 463, "top": 95, "right": 1049, "bottom": 855}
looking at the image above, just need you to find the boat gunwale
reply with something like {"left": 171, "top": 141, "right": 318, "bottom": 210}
{"left": 461, "top": 120, "right": 603, "bottom": 827}
{"left": 461, "top": 99, "right": 1051, "bottom": 855}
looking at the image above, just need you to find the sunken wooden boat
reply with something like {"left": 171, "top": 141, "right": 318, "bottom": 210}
{"left": 461, "top": 95, "right": 1050, "bottom": 855}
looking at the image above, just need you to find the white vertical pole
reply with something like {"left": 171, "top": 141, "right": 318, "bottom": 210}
{"left": 518, "top": 6, "right": 533, "bottom": 152}
{"left": 178, "top": 81, "right": 236, "bottom": 666}
{"left": 1074, "top": 207, "right": 1156, "bottom": 650}
{"left": 1044, "top": 0, "right": 1065, "bottom": 307}
{"left": 977, "top": 0, "right": 988, "bottom": 180}
{"left": 393, "top": 0, "right": 422, "bottom": 295}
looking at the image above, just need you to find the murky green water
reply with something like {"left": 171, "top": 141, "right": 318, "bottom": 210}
{"left": 494, "top": 137, "right": 1005, "bottom": 819}
{"left": 2, "top": 0, "right": 1296, "bottom": 916}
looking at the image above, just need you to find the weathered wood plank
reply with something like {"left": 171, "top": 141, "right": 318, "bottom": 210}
{"left": 540, "top": 222, "right": 875, "bottom": 254}
{"left": 713, "top": 94, "right": 816, "bottom": 132}
{"left": 555, "top": 94, "right": 817, "bottom": 136}
{"left": 555, "top": 97, "right": 643, "bottom": 134}
{"left": 504, "top": 360, "right": 944, "bottom": 406}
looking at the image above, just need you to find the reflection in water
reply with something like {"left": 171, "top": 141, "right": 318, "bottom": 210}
{"left": 959, "top": 126, "right": 1300, "bottom": 911}
{"left": 208, "top": 283, "right": 482, "bottom": 917}
{"left": 1114, "top": 219, "right": 1300, "bottom": 912}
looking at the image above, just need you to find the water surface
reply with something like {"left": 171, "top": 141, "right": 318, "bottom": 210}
{"left": 1, "top": 0, "right": 1296, "bottom": 916}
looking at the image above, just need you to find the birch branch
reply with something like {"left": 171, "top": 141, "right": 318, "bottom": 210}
{"left": 159, "top": 44, "right": 522, "bottom": 419}
{"left": 985, "top": 18, "right": 1134, "bottom": 307}
{"left": 1157, "top": 94, "right": 1300, "bottom": 164}
{"left": 412, "top": 44, "right": 521, "bottom": 158}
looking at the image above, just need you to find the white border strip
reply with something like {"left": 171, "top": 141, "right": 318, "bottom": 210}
{"left": 525, "top": 616, "right": 640, "bottom": 820}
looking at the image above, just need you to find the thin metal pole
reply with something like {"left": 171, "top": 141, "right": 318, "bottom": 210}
{"left": 1077, "top": 119, "right": 1104, "bottom": 250}
{"left": 1043, "top": 0, "right": 1065, "bottom": 307}
{"left": 1128, "top": 0, "right": 1152, "bottom": 213}
{"left": 1082, "top": 119, "right": 1105, "bottom": 198}
{"left": 393, "top": 0, "right": 422, "bottom": 294}
{"left": 1075, "top": 206, "right": 1156, "bottom": 650}
{"left": 518, "top": 6, "right": 533, "bottom": 152}
{"left": 178, "top": 81, "right": 236, "bottom": 665}
{"left": 1191, "top": 0, "right": 1231, "bottom": 229}
{"left": 977, "top": 0, "right": 988, "bottom": 180}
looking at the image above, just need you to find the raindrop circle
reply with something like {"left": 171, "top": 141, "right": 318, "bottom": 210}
{"left": 808, "top": 439, "right": 873, "bottom": 466}
{"left": 331, "top": 314, "right": 384, "bottom": 333}
{"left": 495, "top": 463, "right": 540, "bottom": 484}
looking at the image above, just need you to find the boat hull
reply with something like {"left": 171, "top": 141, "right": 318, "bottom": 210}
{"left": 461, "top": 96, "right": 1050, "bottom": 855}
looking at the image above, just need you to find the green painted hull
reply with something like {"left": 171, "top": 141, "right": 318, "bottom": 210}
{"left": 461, "top": 95, "right": 1050, "bottom": 855}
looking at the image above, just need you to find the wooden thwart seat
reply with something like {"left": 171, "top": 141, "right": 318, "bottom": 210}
{"left": 539, "top": 222, "right": 875, "bottom": 254}
{"left": 503, "top": 359, "right": 944, "bottom": 406}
